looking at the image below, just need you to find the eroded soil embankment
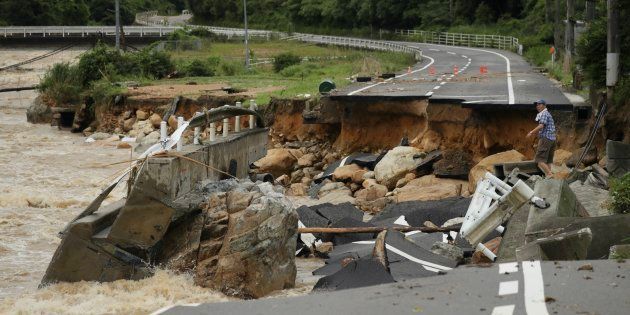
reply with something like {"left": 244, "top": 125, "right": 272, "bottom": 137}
{"left": 267, "top": 97, "right": 581, "bottom": 161}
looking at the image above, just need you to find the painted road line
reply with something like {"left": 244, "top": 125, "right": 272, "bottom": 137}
{"left": 522, "top": 261, "right": 550, "bottom": 315}
{"left": 418, "top": 44, "right": 515, "bottom": 104}
{"left": 463, "top": 99, "right": 508, "bottom": 104}
{"left": 429, "top": 48, "right": 440, "bottom": 51}
{"left": 425, "top": 91, "right": 434, "bottom": 96}
{"left": 491, "top": 305, "right": 515, "bottom": 315}
{"left": 433, "top": 86, "right": 440, "bottom": 90}
{"left": 348, "top": 55, "right": 436, "bottom": 96}
{"left": 498, "top": 280, "right": 519, "bottom": 296}
{"left": 440, "top": 82, "right": 446, "bottom": 85}
{"left": 351, "top": 241, "right": 452, "bottom": 271}
{"left": 462, "top": 55, "right": 468, "bottom": 58}
{"left": 447, "top": 51, "right": 456, "bottom": 55}
{"left": 499, "top": 262, "right": 519, "bottom": 274}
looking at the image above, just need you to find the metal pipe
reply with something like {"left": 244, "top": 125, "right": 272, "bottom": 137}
{"left": 223, "top": 118, "right": 229, "bottom": 137}
{"left": 249, "top": 99, "right": 256, "bottom": 129}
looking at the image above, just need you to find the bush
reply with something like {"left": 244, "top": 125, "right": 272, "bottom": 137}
{"left": 279, "top": 63, "right": 316, "bottom": 78}
{"left": 218, "top": 60, "right": 244, "bottom": 76}
{"left": 185, "top": 59, "right": 214, "bottom": 77}
{"left": 38, "top": 62, "right": 82, "bottom": 106}
{"left": 273, "top": 52, "right": 301, "bottom": 72}
{"left": 610, "top": 173, "right": 630, "bottom": 214}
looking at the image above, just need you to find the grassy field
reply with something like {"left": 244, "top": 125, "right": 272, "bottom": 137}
{"left": 160, "top": 40, "right": 416, "bottom": 105}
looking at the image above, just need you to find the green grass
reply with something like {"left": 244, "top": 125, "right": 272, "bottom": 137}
{"left": 156, "top": 40, "right": 415, "bottom": 105}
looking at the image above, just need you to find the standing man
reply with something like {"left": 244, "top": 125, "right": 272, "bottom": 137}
{"left": 527, "top": 100, "right": 557, "bottom": 177}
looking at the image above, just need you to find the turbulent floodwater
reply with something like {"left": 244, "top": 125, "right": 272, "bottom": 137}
{"left": 0, "top": 46, "right": 322, "bottom": 314}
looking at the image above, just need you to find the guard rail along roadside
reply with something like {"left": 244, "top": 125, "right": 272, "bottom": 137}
{"left": 291, "top": 33, "right": 423, "bottom": 61}
{"left": 0, "top": 26, "right": 275, "bottom": 39}
{"left": 394, "top": 29, "right": 522, "bottom": 55}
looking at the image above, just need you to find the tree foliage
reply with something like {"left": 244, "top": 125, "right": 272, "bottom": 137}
{"left": 0, "top": 0, "right": 184, "bottom": 26}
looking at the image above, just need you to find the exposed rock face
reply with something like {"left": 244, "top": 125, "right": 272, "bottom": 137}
{"left": 162, "top": 180, "right": 298, "bottom": 299}
{"left": 567, "top": 146, "right": 598, "bottom": 167}
{"left": 253, "top": 148, "right": 299, "bottom": 177}
{"left": 374, "top": 146, "right": 425, "bottom": 189}
{"left": 468, "top": 150, "right": 525, "bottom": 192}
{"left": 553, "top": 149, "right": 573, "bottom": 166}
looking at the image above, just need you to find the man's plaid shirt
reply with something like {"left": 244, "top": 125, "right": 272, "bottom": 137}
{"left": 535, "top": 108, "right": 556, "bottom": 141}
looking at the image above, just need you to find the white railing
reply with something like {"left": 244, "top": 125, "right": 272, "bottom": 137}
{"left": 292, "top": 33, "right": 423, "bottom": 61}
{"left": 395, "top": 29, "right": 521, "bottom": 53}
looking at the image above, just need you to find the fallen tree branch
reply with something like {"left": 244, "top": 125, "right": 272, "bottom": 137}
{"left": 298, "top": 225, "right": 461, "bottom": 234}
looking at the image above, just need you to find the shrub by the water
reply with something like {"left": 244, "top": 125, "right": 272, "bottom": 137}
{"left": 37, "top": 62, "right": 82, "bottom": 106}
{"left": 273, "top": 52, "right": 301, "bottom": 72}
{"left": 610, "top": 173, "right": 630, "bottom": 214}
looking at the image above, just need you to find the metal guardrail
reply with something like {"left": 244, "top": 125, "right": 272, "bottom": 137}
{"left": 293, "top": 34, "right": 423, "bottom": 61}
{"left": 394, "top": 29, "right": 521, "bottom": 54}
{"left": 0, "top": 25, "right": 275, "bottom": 39}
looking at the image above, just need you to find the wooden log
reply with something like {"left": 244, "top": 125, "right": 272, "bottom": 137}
{"left": 297, "top": 225, "right": 461, "bottom": 234}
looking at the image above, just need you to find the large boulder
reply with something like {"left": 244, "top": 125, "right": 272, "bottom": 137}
{"left": 26, "top": 96, "right": 52, "bottom": 124}
{"left": 468, "top": 150, "right": 525, "bottom": 192}
{"left": 394, "top": 175, "right": 466, "bottom": 203}
{"left": 332, "top": 164, "right": 362, "bottom": 182}
{"left": 253, "top": 148, "right": 299, "bottom": 177}
{"left": 191, "top": 180, "right": 298, "bottom": 298}
{"left": 374, "top": 146, "right": 425, "bottom": 189}
{"left": 566, "top": 146, "right": 598, "bottom": 168}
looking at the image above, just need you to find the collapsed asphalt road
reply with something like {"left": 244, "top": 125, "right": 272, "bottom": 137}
{"left": 336, "top": 43, "right": 572, "bottom": 109}
{"left": 156, "top": 259, "right": 629, "bottom": 315}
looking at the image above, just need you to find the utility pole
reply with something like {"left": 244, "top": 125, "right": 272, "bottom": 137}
{"left": 585, "top": 0, "right": 596, "bottom": 22}
{"left": 243, "top": 0, "right": 250, "bottom": 70}
{"left": 115, "top": 0, "right": 120, "bottom": 51}
{"left": 607, "top": 0, "right": 620, "bottom": 104}
{"left": 554, "top": 0, "right": 562, "bottom": 53}
{"left": 564, "top": 0, "right": 575, "bottom": 73}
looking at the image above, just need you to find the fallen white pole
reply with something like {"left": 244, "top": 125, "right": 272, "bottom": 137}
{"left": 160, "top": 121, "right": 167, "bottom": 143}
{"left": 193, "top": 127, "right": 200, "bottom": 145}
{"left": 223, "top": 118, "right": 229, "bottom": 137}
{"left": 235, "top": 101, "right": 241, "bottom": 132}
{"left": 249, "top": 99, "right": 256, "bottom": 129}
{"left": 209, "top": 122, "right": 216, "bottom": 141}
{"left": 176, "top": 116, "right": 184, "bottom": 151}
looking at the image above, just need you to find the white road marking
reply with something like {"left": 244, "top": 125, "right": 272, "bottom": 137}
{"left": 446, "top": 77, "right": 452, "bottom": 80}
{"left": 462, "top": 55, "right": 468, "bottom": 58}
{"left": 522, "top": 261, "right": 550, "bottom": 315}
{"left": 440, "top": 82, "right": 446, "bottom": 85}
{"left": 348, "top": 55, "right": 435, "bottom": 95}
{"left": 463, "top": 99, "right": 508, "bottom": 104}
{"left": 433, "top": 86, "right": 441, "bottom": 90}
{"left": 430, "top": 48, "right": 440, "bottom": 51}
{"left": 447, "top": 51, "right": 456, "bottom": 55}
{"left": 491, "top": 305, "right": 515, "bottom": 315}
{"left": 499, "top": 262, "right": 519, "bottom": 274}
{"left": 518, "top": 79, "right": 527, "bottom": 82}
{"left": 449, "top": 74, "right": 455, "bottom": 78}
{"left": 417, "top": 44, "right": 516, "bottom": 104}
{"left": 351, "top": 241, "right": 452, "bottom": 271}
{"left": 425, "top": 91, "right": 434, "bottom": 96}
{"left": 439, "top": 95, "right": 504, "bottom": 98}
{"left": 498, "top": 280, "right": 519, "bottom": 296}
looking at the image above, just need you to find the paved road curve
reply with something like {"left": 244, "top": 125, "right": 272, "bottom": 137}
{"left": 156, "top": 259, "right": 629, "bottom": 315}
{"left": 338, "top": 43, "right": 572, "bottom": 109}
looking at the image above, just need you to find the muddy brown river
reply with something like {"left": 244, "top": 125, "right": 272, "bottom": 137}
{"left": 0, "top": 46, "right": 321, "bottom": 314}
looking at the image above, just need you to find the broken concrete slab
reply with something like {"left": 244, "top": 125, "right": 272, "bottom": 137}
{"left": 606, "top": 140, "right": 630, "bottom": 177}
{"left": 515, "top": 227, "right": 593, "bottom": 261}
{"left": 569, "top": 181, "right": 611, "bottom": 217}
{"left": 524, "top": 178, "right": 630, "bottom": 260}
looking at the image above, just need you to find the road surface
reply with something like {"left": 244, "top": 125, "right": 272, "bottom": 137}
{"left": 338, "top": 43, "right": 572, "bottom": 109}
{"left": 156, "top": 259, "right": 629, "bottom": 315}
